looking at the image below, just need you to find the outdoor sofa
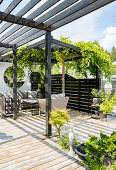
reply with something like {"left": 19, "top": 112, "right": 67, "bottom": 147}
{"left": 38, "top": 93, "right": 69, "bottom": 115}
{"left": 0, "top": 91, "right": 69, "bottom": 117}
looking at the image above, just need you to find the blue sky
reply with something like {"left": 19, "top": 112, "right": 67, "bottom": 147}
{"left": 52, "top": 1, "right": 116, "bottom": 51}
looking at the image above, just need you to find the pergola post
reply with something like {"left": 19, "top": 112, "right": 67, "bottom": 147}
{"left": 96, "top": 66, "right": 101, "bottom": 90}
{"left": 45, "top": 31, "right": 52, "bottom": 136}
{"left": 62, "top": 59, "right": 65, "bottom": 93}
{"left": 13, "top": 44, "right": 17, "bottom": 120}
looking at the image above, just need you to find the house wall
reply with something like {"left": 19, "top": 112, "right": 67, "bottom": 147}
{"left": 0, "top": 62, "right": 31, "bottom": 92}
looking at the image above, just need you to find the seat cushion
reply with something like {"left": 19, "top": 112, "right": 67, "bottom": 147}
{"left": 28, "top": 91, "right": 38, "bottom": 98}
{"left": 18, "top": 90, "right": 28, "bottom": 99}
{"left": 51, "top": 93, "right": 65, "bottom": 99}
{"left": 0, "top": 92, "right": 4, "bottom": 97}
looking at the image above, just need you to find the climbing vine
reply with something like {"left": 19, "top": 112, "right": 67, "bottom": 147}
{"left": 9, "top": 36, "right": 114, "bottom": 81}
{"left": 53, "top": 36, "right": 76, "bottom": 63}
{"left": 74, "top": 40, "right": 114, "bottom": 80}
{"left": 54, "top": 37, "right": 114, "bottom": 80}
{"left": 16, "top": 46, "right": 45, "bottom": 72}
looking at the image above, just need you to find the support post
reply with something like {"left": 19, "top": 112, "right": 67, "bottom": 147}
{"left": 13, "top": 44, "right": 17, "bottom": 120}
{"left": 62, "top": 59, "right": 65, "bottom": 93}
{"left": 96, "top": 66, "right": 101, "bottom": 90}
{"left": 45, "top": 31, "right": 52, "bottom": 136}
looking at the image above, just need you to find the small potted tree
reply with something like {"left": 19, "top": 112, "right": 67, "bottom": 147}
{"left": 97, "top": 91, "right": 116, "bottom": 119}
{"left": 50, "top": 108, "right": 70, "bottom": 138}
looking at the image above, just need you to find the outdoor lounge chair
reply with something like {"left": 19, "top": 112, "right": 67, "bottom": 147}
{"left": 38, "top": 93, "right": 69, "bottom": 115}
{"left": 18, "top": 90, "right": 42, "bottom": 111}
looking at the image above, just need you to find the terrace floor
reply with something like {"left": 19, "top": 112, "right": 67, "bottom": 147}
{"left": 0, "top": 110, "right": 116, "bottom": 170}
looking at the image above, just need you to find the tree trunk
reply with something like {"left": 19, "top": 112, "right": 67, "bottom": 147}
{"left": 62, "top": 59, "right": 65, "bottom": 94}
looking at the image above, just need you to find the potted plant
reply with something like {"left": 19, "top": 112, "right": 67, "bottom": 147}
{"left": 97, "top": 91, "right": 116, "bottom": 119}
{"left": 50, "top": 108, "right": 70, "bottom": 138}
{"left": 75, "top": 143, "right": 87, "bottom": 160}
{"left": 81, "top": 132, "right": 116, "bottom": 170}
{"left": 91, "top": 89, "right": 104, "bottom": 105}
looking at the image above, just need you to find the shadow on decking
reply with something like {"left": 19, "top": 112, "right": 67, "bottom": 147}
{"left": 1, "top": 110, "right": 115, "bottom": 169}
{"left": 0, "top": 132, "right": 13, "bottom": 140}
{"left": 0, "top": 113, "right": 83, "bottom": 169}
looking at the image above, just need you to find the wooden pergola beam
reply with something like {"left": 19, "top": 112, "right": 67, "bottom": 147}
{"left": 29, "top": 39, "right": 45, "bottom": 49}
{"left": 0, "top": 42, "right": 13, "bottom": 48}
{"left": 0, "top": 0, "right": 59, "bottom": 42}
{"left": 0, "top": 11, "right": 50, "bottom": 31}
{"left": 52, "top": 0, "right": 115, "bottom": 29}
{"left": 0, "top": 38, "right": 81, "bottom": 60}
{"left": 52, "top": 39, "right": 80, "bottom": 52}
{"left": 0, "top": 0, "right": 23, "bottom": 24}
{"left": 0, "top": 0, "right": 41, "bottom": 34}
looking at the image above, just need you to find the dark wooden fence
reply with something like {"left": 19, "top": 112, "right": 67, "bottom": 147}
{"left": 51, "top": 74, "right": 100, "bottom": 113}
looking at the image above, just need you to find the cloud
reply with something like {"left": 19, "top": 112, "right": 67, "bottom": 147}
{"left": 52, "top": 10, "right": 102, "bottom": 43}
{"left": 100, "top": 27, "right": 116, "bottom": 50}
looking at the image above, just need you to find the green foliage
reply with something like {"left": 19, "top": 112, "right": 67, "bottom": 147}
{"left": 53, "top": 36, "right": 76, "bottom": 63}
{"left": 35, "top": 64, "right": 45, "bottom": 95}
{"left": 111, "top": 46, "right": 116, "bottom": 62}
{"left": 9, "top": 37, "right": 114, "bottom": 81}
{"left": 58, "top": 134, "right": 79, "bottom": 150}
{"left": 91, "top": 88, "right": 104, "bottom": 98}
{"left": 4, "top": 66, "right": 25, "bottom": 81}
{"left": 4, "top": 66, "right": 25, "bottom": 87}
{"left": 97, "top": 91, "right": 116, "bottom": 114}
{"left": 50, "top": 109, "right": 70, "bottom": 137}
{"left": 83, "top": 132, "right": 116, "bottom": 170}
{"left": 51, "top": 63, "right": 62, "bottom": 74}
{"left": 10, "top": 46, "right": 45, "bottom": 73}
{"left": 74, "top": 40, "right": 114, "bottom": 80}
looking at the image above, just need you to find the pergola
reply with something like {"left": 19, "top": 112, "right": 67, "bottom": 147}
{"left": 0, "top": 0, "right": 115, "bottom": 136}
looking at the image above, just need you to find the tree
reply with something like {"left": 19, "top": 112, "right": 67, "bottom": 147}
{"left": 111, "top": 46, "right": 116, "bottom": 62}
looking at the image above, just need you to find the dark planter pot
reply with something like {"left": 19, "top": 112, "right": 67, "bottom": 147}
{"left": 93, "top": 98, "right": 101, "bottom": 105}
{"left": 99, "top": 111, "right": 107, "bottom": 119}
{"left": 75, "top": 143, "right": 87, "bottom": 160}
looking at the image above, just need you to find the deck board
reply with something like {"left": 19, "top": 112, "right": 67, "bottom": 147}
{"left": 0, "top": 110, "right": 115, "bottom": 169}
{"left": 0, "top": 114, "right": 81, "bottom": 170}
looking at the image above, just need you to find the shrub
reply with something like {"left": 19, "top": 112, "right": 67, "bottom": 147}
{"left": 97, "top": 91, "right": 116, "bottom": 114}
{"left": 91, "top": 88, "right": 104, "bottom": 98}
{"left": 82, "top": 131, "right": 116, "bottom": 170}
{"left": 50, "top": 109, "right": 70, "bottom": 137}
{"left": 58, "top": 135, "right": 79, "bottom": 150}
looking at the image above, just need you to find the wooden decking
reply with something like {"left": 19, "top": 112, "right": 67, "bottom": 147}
{"left": 0, "top": 114, "right": 82, "bottom": 170}
{"left": 0, "top": 110, "right": 116, "bottom": 170}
